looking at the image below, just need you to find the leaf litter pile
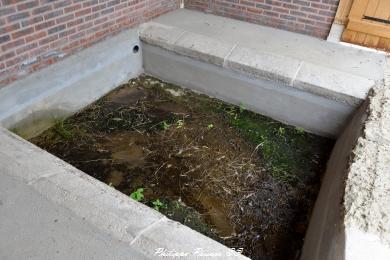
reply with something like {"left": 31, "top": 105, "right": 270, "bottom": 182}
{"left": 31, "top": 75, "right": 334, "bottom": 260}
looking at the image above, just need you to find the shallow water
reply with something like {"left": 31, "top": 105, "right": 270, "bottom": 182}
{"left": 31, "top": 75, "right": 334, "bottom": 259}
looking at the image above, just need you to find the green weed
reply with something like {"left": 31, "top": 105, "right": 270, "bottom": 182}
{"left": 239, "top": 103, "right": 246, "bottom": 113}
{"left": 161, "top": 121, "right": 170, "bottom": 130}
{"left": 130, "top": 188, "right": 144, "bottom": 201}
{"left": 152, "top": 199, "right": 166, "bottom": 211}
{"left": 207, "top": 124, "right": 214, "bottom": 130}
{"left": 54, "top": 120, "right": 73, "bottom": 140}
{"left": 176, "top": 120, "right": 184, "bottom": 129}
{"left": 295, "top": 127, "right": 305, "bottom": 135}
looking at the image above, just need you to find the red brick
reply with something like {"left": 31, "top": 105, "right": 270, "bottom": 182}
{"left": 56, "top": 13, "right": 75, "bottom": 24}
{"left": 17, "top": 1, "right": 39, "bottom": 11}
{"left": 25, "top": 31, "right": 47, "bottom": 43}
{"left": 83, "top": 0, "right": 99, "bottom": 8}
{"left": 6, "top": 54, "right": 29, "bottom": 67}
{"left": 92, "top": 3, "right": 107, "bottom": 12}
{"left": 35, "top": 21, "right": 55, "bottom": 31}
{"left": 21, "top": 16, "right": 44, "bottom": 27}
{"left": 0, "top": 51, "right": 16, "bottom": 62}
{"left": 48, "top": 25, "right": 66, "bottom": 35}
{"left": 44, "top": 10, "right": 64, "bottom": 20}
{"left": 59, "top": 28, "right": 76, "bottom": 38}
{"left": 0, "top": 23, "right": 20, "bottom": 35}
{"left": 16, "top": 42, "right": 38, "bottom": 55}
{"left": 0, "top": 6, "right": 16, "bottom": 16}
{"left": 32, "top": 5, "right": 52, "bottom": 15}
{"left": 39, "top": 34, "right": 59, "bottom": 45}
{"left": 7, "top": 11, "right": 30, "bottom": 22}
{"left": 67, "top": 18, "right": 84, "bottom": 28}
{"left": 75, "top": 8, "right": 92, "bottom": 17}
{"left": 53, "top": 0, "right": 72, "bottom": 9}
{"left": 311, "top": 2, "right": 330, "bottom": 10}
{"left": 1, "top": 38, "right": 25, "bottom": 52}
{"left": 11, "top": 27, "right": 34, "bottom": 39}
{"left": 77, "top": 21, "right": 93, "bottom": 31}
{"left": 64, "top": 4, "right": 82, "bottom": 14}
{"left": 0, "top": 35, "right": 11, "bottom": 44}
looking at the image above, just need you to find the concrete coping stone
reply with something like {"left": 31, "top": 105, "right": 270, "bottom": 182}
{"left": 0, "top": 127, "right": 248, "bottom": 259}
{"left": 139, "top": 22, "right": 375, "bottom": 106}
{"left": 224, "top": 45, "right": 302, "bottom": 86}
{"left": 293, "top": 63, "right": 374, "bottom": 107}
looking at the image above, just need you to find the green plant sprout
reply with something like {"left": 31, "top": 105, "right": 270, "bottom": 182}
{"left": 54, "top": 120, "right": 73, "bottom": 140}
{"left": 152, "top": 199, "right": 166, "bottom": 211}
{"left": 176, "top": 120, "right": 184, "bottom": 129}
{"left": 295, "top": 127, "right": 305, "bottom": 135}
{"left": 239, "top": 103, "right": 246, "bottom": 113}
{"left": 161, "top": 121, "right": 170, "bottom": 130}
{"left": 130, "top": 188, "right": 144, "bottom": 201}
{"left": 207, "top": 124, "right": 214, "bottom": 130}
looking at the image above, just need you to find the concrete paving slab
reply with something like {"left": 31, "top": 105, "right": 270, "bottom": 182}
{"left": 0, "top": 172, "right": 147, "bottom": 260}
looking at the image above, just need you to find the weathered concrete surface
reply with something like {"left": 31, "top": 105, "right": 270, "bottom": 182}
{"left": 225, "top": 46, "right": 302, "bottom": 85}
{"left": 342, "top": 83, "right": 390, "bottom": 260}
{"left": 0, "top": 127, "right": 248, "bottom": 260}
{"left": 139, "top": 22, "right": 185, "bottom": 51}
{"left": 300, "top": 99, "right": 369, "bottom": 260}
{"left": 301, "top": 60, "right": 390, "bottom": 260}
{"left": 293, "top": 63, "right": 374, "bottom": 106}
{"left": 142, "top": 43, "right": 354, "bottom": 138}
{"left": 153, "top": 9, "right": 386, "bottom": 82}
{"left": 174, "top": 32, "right": 234, "bottom": 66}
{"left": 140, "top": 22, "right": 375, "bottom": 107}
{"left": 0, "top": 29, "right": 143, "bottom": 139}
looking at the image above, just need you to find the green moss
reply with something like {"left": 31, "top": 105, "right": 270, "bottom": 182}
{"left": 218, "top": 105, "right": 328, "bottom": 184}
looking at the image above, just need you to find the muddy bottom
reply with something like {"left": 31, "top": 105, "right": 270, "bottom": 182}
{"left": 30, "top": 75, "right": 334, "bottom": 259}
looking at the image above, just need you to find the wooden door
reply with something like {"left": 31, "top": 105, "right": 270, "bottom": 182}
{"left": 342, "top": 0, "right": 390, "bottom": 51}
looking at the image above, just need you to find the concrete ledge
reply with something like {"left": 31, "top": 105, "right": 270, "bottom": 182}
{"left": 139, "top": 22, "right": 375, "bottom": 107}
{"left": 153, "top": 10, "right": 385, "bottom": 82}
{"left": 143, "top": 43, "right": 353, "bottom": 137}
{"left": 0, "top": 127, "right": 248, "bottom": 259}
{"left": 0, "top": 28, "right": 143, "bottom": 138}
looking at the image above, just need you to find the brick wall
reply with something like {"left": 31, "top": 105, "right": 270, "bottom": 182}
{"left": 0, "top": 0, "right": 179, "bottom": 88}
{"left": 184, "top": 0, "right": 339, "bottom": 39}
